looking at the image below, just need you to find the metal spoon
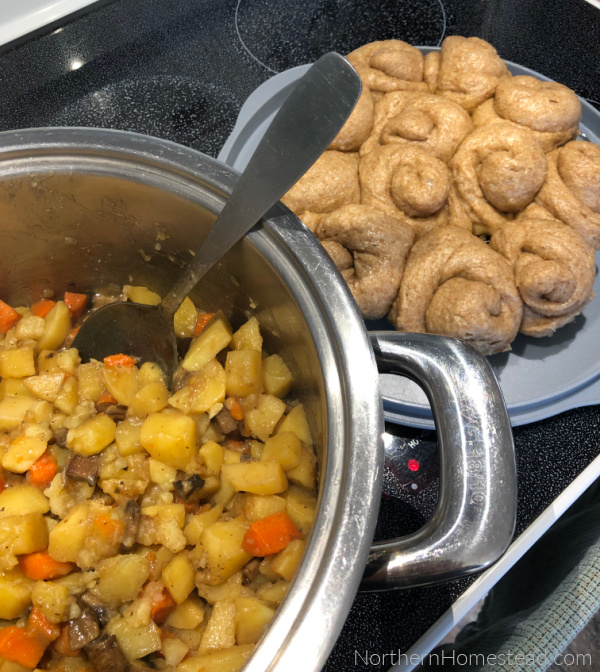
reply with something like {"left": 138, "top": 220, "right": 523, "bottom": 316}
{"left": 72, "top": 53, "right": 362, "bottom": 379}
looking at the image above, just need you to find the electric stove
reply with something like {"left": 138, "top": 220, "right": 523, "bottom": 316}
{"left": 1, "top": 1, "right": 599, "bottom": 670}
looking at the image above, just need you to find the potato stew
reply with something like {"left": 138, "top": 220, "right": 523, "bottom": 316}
{"left": 0, "top": 286, "right": 317, "bottom": 672}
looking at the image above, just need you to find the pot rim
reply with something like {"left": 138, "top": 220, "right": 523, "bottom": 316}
{"left": 0, "top": 126, "right": 384, "bottom": 671}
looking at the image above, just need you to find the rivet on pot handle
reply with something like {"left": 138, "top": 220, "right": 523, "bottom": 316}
{"left": 361, "top": 332, "right": 517, "bottom": 592}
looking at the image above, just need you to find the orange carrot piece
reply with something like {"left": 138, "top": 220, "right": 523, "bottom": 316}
{"left": 19, "top": 550, "right": 74, "bottom": 581}
{"left": 0, "top": 625, "right": 50, "bottom": 668}
{"left": 193, "top": 312, "right": 215, "bottom": 337}
{"left": 31, "top": 298, "right": 56, "bottom": 319}
{"left": 97, "top": 389, "right": 118, "bottom": 405}
{"left": 0, "top": 299, "right": 21, "bottom": 334}
{"left": 53, "top": 624, "right": 80, "bottom": 657}
{"left": 242, "top": 510, "right": 303, "bottom": 556}
{"left": 63, "top": 292, "right": 88, "bottom": 319}
{"left": 27, "top": 607, "right": 60, "bottom": 641}
{"left": 27, "top": 452, "right": 58, "bottom": 488}
{"left": 103, "top": 353, "right": 138, "bottom": 368}
{"left": 150, "top": 588, "right": 176, "bottom": 624}
{"left": 93, "top": 514, "right": 124, "bottom": 540}
{"left": 225, "top": 397, "right": 244, "bottom": 421}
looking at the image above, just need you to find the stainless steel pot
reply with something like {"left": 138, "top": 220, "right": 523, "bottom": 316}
{"left": 0, "top": 127, "right": 517, "bottom": 671}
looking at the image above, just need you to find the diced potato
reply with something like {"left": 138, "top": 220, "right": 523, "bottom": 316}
{"left": 0, "top": 568, "right": 34, "bottom": 619}
{"left": 93, "top": 554, "right": 150, "bottom": 607}
{"left": 103, "top": 364, "right": 140, "bottom": 407}
{"left": 115, "top": 417, "right": 144, "bottom": 456}
{"left": 2, "top": 424, "right": 51, "bottom": 473}
{"left": 123, "top": 285, "right": 161, "bottom": 305}
{"left": 163, "top": 555, "right": 196, "bottom": 604}
{"left": 174, "top": 296, "right": 198, "bottom": 338}
{"left": 277, "top": 403, "right": 313, "bottom": 446}
{"left": 256, "top": 579, "right": 290, "bottom": 606}
{"left": 249, "top": 440, "right": 264, "bottom": 460}
{"left": 54, "top": 348, "right": 81, "bottom": 375}
{"left": 212, "top": 473, "right": 236, "bottom": 508}
{"left": 54, "top": 376, "right": 78, "bottom": 415}
{"left": 15, "top": 314, "right": 45, "bottom": 340}
{"left": 222, "top": 448, "right": 241, "bottom": 465}
{"left": 139, "top": 410, "right": 197, "bottom": 470}
{"left": 31, "top": 577, "right": 72, "bottom": 623}
{"left": 196, "top": 572, "right": 242, "bottom": 605}
{"left": 225, "top": 350, "right": 263, "bottom": 397}
{"left": 36, "top": 301, "right": 72, "bottom": 352}
{"left": 199, "top": 440, "right": 224, "bottom": 474}
{"left": 0, "top": 379, "right": 32, "bottom": 399}
{"left": 271, "top": 538, "right": 305, "bottom": 581}
{"left": 221, "top": 461, "right": 287, "bottom": 496}
{"left": 189, "top": 359, "right": 226, "bottom": 414}
{"left": 0, "top": 512, "right": 49, "bottom": 560}
{"left": 166, "top": 595, "right": 205, "bottom": 630}
{"left": 0, "top": 484, "right": 50, "bottom": 517}
{"left": 67, "top": 413, "right": 116, "bottom": 456}
{"left": 129, "top": 379, "right": 170, "bottom": 418}
{"left": 77, "top": 361, "right": 104, "bottom": 402}
{"left": 198, "top": 600, "right": 237, "bottom": 654}
{"left": 178, "top": 644, "right": 254, "bottom": 672}
{"left": 231, "top": 317, "right": 262, "bottom": 351}
{"left": 261, "top": 354, "right": 293, "bottom": 398}
{"left": 137, "top": 362, "right": 165, "bottom": 386}
{"left": 244, "top": 394, "right": 286, "bottom": 442}
{"left": 242, "top": 494, "right": 286, "bottom": 522}
{"left": 23, "top": 372, "right": 65, "bottom": 402}
{"left": 182, "top": 315, "right": 232, "bottom": 372}
{"left": 287, "top": 445, "right": 317, "bottom": 490}
{"left": 141, "top": 503, "right": 186, "bottom": 529}
{"left": 168, "top": 385, "right": 191, "bottom": 413}
{"left": 184, "top": 505, "right": 223, "bottom": 546}
{"left": 47, "top": 502, "right": 90, "bottom": 563}
{"left": 148, "top": 458, "right": 177, "bottom": 488}
{"left": 0, "top": 347, "right": 36, "bottom": 378}
{"left": 235, "top": 596, "right": 275, "bottom": 645}
{"left": 201, "top": 519, "right": 252, "bottom": 584}
{"left": 285, "top": 485, "right": 317, "bottom": 534}
{"left": 107, "top": 616, "right": 162, "bottom": 661}
{"left": 260, "top": 431, "right": 302, "bottom": 472}
{"left": 163, "top": 636, "right": 190, "bottom": 667}
{"left": 0, "top": 395, "right": 38, "bottom": 431}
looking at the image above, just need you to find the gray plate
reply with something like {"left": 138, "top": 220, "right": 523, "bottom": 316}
{"left": 218, "top": 51, "right": 600, "bottom": 429}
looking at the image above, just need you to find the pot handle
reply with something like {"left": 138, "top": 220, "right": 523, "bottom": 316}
{"left": 361, "top": 332, "right": 517, "bottom": 591}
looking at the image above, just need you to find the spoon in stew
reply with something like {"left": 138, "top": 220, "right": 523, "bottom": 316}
{"left": 72, "top": 53, "right": 362, "bottom": 379}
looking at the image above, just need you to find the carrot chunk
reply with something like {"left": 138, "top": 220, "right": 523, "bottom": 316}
{"left": 97, "top": 389, "right": 118, "bottom": 405}
{"left": 31, "top": 298, "right": 56, "bottom": 319}
{"left": 27, "top": 607, "right": 60, "bottom": 641}
{"left": 27, "top": 452, "right": 58, "bottom": 488}
{"left": 242, "top": 510, "right": 303, "bottom": 556}
{"left": 19, "top": 550, "right": 74, "bottom": 581}
{"left": 150, "top": 588, "right": 176, "bottom": 624}
{"left": 225, "top": 396, "right": 244, "bottom": 421}
{"left": 64, "top": 292, "right": 88, "bottom": 319}
{"left": 0, "top": 299, "right": 21, "bottom": 334}
{"left": 193, "top": 312, "right": 215, "bottom": 337}
{"left": 0, "top": 625, "right": 49, "bottom": 668}
{"left": 103, "top": 353, "right": 138, "bottom": 368}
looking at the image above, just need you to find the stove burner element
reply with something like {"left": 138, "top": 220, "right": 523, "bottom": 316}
{"left": 234, "top": 0, "right": 447, "bottom": 74}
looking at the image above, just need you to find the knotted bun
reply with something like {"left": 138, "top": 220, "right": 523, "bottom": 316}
{"left": 536, "top": 141, "right": 600, "bottom": 249}
{"left": 389, "top": 227, "right": 523, "bottom": 355}
{"left": 346, "top": 40, "right": 428, "bottom": 94}
{"left": 425, "top": 36, "right": 511, "bottom": 112}
{"left": 491, "top": 216, "right": 596, "bottom": 337}
{"left": 317, "top": 204, "right": 415, "bottom": 319}
{"left": 472, "top": 76, "right": 581, "bottom": 152}
{"left": 449, "top": 122, "right": 547, "bottom": 235}
{"left": 360, "top": 91, "right": 473, "bottom": 160}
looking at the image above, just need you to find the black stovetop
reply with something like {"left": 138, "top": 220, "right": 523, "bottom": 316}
{"left": 1, "top": 1, "right": 599, "bottom": 670}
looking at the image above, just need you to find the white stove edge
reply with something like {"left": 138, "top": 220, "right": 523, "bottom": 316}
{"left": 0, "top": 0, "right": 100, "bottom": 48}
{"left": 390, "top": 451, "right": 600, "bottom": 671}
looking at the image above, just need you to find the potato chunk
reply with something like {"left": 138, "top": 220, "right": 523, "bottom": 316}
{"left": 201, "top": 519, "right": 252, "bottom": 585}
{"left": 235, "top": 596, "right": 275, "bottom": 645}
{"left": 0, "top": 568, "right": 34, "bottom": 619}
{"left": 261, "top": 354, "right": 293, "bottom": 398}
{"left": 67, "top": 413, "right": 116, "bottom": 456}
{"left": 36, "top": 301, "right": 72, "bottom": 352}
{"left": 221, "top": 461, "right": 287, "bottom": 496}
{"left": 225, "top": 350, "right": 263, "bottom": 397}
{"left": 139, "top": 410, "right": 197, "bottom": 469}
{"left": 0, "top": 347, "right": 36, "bottom": 378}
{"left": 182, "top": 315, "right": 232, "bottom": 372}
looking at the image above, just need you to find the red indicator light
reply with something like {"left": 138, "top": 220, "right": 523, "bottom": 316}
{"left": 407, "top": 458, "right": 420, "bottom": 472}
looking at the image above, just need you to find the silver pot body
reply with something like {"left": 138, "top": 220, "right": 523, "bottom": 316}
{"left": 0, "top": 128, "right": 516, "bottom": 671}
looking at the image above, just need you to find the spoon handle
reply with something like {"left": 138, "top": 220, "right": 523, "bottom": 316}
{"left": 160, "top": 52, "right": 362, "bottom": 317}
